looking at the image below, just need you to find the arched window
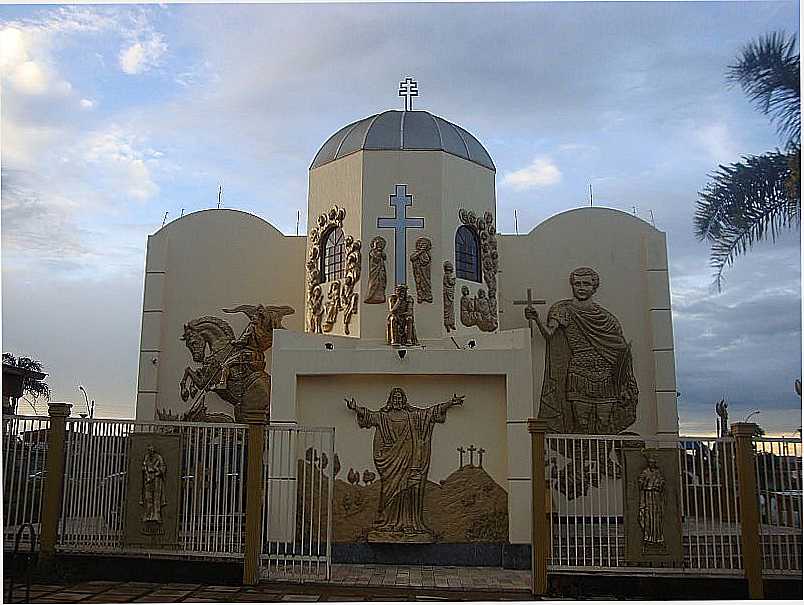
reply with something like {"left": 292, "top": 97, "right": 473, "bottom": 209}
{"left": 321, "top": 227, "right": 345, "bottom": 281}
{"left": 455, "top": 226, "right": 481, "bottom": 282}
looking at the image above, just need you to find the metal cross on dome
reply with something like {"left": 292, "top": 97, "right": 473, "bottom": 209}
{"left": 398, "top": 77, "right": 418, "bottom": 111}
{"left": 377, "top": 184, "right": 425, "bottom": 285}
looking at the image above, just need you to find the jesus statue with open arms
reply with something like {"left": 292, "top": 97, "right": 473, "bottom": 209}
{"left": 346, "top": 388, "right": 465, "bottom": 543}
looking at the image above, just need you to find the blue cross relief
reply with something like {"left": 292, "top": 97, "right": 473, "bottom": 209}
{"left": 377, "top": 184, "right": 425, "bottom": 285}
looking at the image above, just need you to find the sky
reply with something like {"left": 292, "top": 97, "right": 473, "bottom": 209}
{"left": 1, "top": 1, "right": 801, "bottom": 435}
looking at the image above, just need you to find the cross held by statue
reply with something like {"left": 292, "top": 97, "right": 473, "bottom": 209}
{"left": 513, "top": 288, "right": 547, "bottom": 332}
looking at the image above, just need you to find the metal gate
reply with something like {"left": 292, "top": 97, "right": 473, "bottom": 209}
{"left": 260, "top": 425, "right": 335, "bottom": 582}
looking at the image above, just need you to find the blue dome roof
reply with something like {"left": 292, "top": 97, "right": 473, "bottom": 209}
{"left": 310, "top": 110, "right": 495, "bottom": 171}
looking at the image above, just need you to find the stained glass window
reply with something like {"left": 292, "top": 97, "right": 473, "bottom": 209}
{"left": 321, "top": 227, "right": 345, "bottom": 282}
{"left": 455, "top": 225, "right": 481, "bottom": 282}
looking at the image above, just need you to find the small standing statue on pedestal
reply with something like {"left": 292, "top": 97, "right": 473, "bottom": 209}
{"left": 638, "top": 451, "right": 666, "bottom": 549}
{"left": 386, "top": 284, "right": 418, "bottom": 346}
{"left": 140, "top": 445, "right": 167, "bottom": 527}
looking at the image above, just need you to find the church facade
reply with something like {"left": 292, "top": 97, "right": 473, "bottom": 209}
{"left": 135, "top": 96, "right": 678, "bottom": 562}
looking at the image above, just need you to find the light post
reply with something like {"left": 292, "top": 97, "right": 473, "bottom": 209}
{"left": 743, "top": 409, "right": 761, "bottom": 423}
{"left": 77, "top": 385, "right": 95, "bottom": 418}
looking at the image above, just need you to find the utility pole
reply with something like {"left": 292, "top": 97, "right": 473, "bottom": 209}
{"left": 161, "top": 212, "right": 169, "bottom": 227}
{"left": 514, "top": 209, "right": 519, "bottom": 235}
{"left": 589, "top": 184, "right": 593, "bottom": 206}
{"left": 218, "top": 185, "right": 223, "bottom": 209}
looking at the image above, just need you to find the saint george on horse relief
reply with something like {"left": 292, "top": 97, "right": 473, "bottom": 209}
{"left": 170, "top": 304, "right": 294, "bottom": 423}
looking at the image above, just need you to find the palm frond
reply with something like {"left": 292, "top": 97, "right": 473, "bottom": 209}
{"left": 694, "top": 151, "right": 800, "bottom": 290}
{"left": 727, "top": 31, "right": 801, "bottom": 149}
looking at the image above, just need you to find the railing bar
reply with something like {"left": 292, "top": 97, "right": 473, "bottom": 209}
{"left": 97, "top": 421, "right": 108, "bottom": 547}
{"left": 224, "top": 427, "right": 232, "bottom": 555}
{"left": 191, "top": 424, "right": 200, "bottom": 551}
{"left": 205, "top": 426, "right": 213, "bottom": 553}
{"left": 723, "top": 440, "right": 734, "bottom": 568}
{"left": 20, "top": 420, "right": 36, "bottom": 533}
{"left": 215, "top": 426, "right": 223, "bottom": 553}
{"left": 326, "top": 428, "right": 334, "bottom": 580}
{"left": 238, "top": 426, "right": 246, "bottom": 553}
{"left": 582, "top": 437, "right": 587, "bottom": 567}
{"left": 9, "top": 417, "right": 23, "bottom": 532}
{"left": 765, "top": 440, "right": 772, "bottom": 570}
{"left": 760, "top": 439, "right": 772, "bottom": 570}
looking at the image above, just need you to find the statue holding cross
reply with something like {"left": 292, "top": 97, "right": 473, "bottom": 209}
{"left": 513, "top": 288, "right": 547, "bottom": 334}
{"left": 525, "top": 267, "right": 639, "bottom": 435}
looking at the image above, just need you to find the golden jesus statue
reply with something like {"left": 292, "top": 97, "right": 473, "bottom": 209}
{"left": 346, "top": 387, "right": 464, "bottom": 543}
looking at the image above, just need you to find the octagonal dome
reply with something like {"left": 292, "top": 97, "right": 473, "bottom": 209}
{"left": 310, "top": 110, "right": 495, "bottom": 171}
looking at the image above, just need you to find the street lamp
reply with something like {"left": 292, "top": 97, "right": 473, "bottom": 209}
{"left": 743, "top": 409, "right": 761, "bottom": 423}
{"left": 78, "top": 385, "right": 95, "bottom": 418}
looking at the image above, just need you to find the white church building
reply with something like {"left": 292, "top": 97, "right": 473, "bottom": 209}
{"left": 135, "top": 86, "right": 679, "bottom": 564}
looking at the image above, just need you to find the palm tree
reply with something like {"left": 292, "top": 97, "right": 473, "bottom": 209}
{"left": 694, "top": 32, "right": 800, "bottom": 290}
{"left": 2, "top": 353, "right": 51, "bottom": 413}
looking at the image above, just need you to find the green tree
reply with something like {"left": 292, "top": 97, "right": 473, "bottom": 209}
{"left": 2, "top": 353, "right": 51, "bottom": 413}
{"left": 695, "top": 32, "right": 801, "bottom": 290}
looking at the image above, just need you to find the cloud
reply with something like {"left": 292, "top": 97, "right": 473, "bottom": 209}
{"left": 119, "top": 32, "right": 166, "bottom": 74}
{"left": 79, "top": 98, "right": 95, "bottom": 109}
{"left": 502, "top": 157, "right": 562, "bottom": 190}
{"left": 694, "top": 122, "right": 739, "bottom": 165}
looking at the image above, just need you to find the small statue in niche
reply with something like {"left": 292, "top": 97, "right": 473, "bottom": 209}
{"left": 341, "top": 275, "right": 359, "bottom": 335}
{"left": 386, "top": 284, "right": 418, "bottom": 346}
{"left": 638, "top": 452, "right": 665, "bottom": 547}
{"left": 140, "top": 445, "right": 167, "bottom": 524}
{"left": 364, "top": 236, "right": 387, "bottom": 304}
{"left": 443, "top": 261, "right": 456, "bottom": 332}
{"left": 309, "top": 284, "right": 324, "bottom": 334}
{"left": 323, "top": 281, "right": 342, "bottom": 333}
{"left": 345, "top": 239, "right": 362, "bottom": 285}
{"left": 409, "top": 237, "right": 433, "bottom": 304}
{"left": 524, "top": 267, "right": 638, "bottom": 434}
{"left": 460, "top": 285, "right": 475, "bottom": 327}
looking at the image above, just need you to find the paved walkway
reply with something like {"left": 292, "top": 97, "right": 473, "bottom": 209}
{"left": 3, "top": 566, "right": 533, "bottom": 603}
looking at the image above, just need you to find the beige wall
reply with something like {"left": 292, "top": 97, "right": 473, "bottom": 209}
{"left": 135, "top": 209, "right": 306, "bottom": 421}
{"left": 307, "top": 150, "right": 496, "bottom": 341}
{"left": 498, "top": 207, "right": 678, "bottom": 438}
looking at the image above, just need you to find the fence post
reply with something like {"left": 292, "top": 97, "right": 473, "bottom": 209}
{"left": 732, "top": 422, "right": 763, "bottom": 599}
{"left": 527, "top": 418, "right": 549, "bottom": 596}
{"left": 39, "top": 402, "right": 71, "bottom": 559}
{"left": 242, "top": 410, "right": 266, "bottom": 586}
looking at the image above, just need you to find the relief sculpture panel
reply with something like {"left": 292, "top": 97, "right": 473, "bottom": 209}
{"left": 409, "top": 237, "right": 433, "bottom": 304}
{"left": 443, "top": 261, "right": 456, "bottom": 332}
{"left": 162, "top": 303, "right": 294, "bottom": 422}
{"left": 624, "top": 448, "right": 682, "bottom": 565}
{"left": 364, "top": 236, "right": 388, "bottom": 304}
{"left": 458, "top": 209, "right": 499, "bottom": 330}
{"left": 124, "top": 433, "right": 181, "bottom": 549}
{"left": 525, "top": 267, "right": 638, "bottom": 435}
{"left": 344, "top": 388, "right": 465, "bottom": 543}
{"left": 305, "top": 206, "right": 361, "bottom": 334}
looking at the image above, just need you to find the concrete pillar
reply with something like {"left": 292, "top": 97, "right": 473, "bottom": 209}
{"left": 527, "top": 418, "right": 549, "bottom": 596}
{"left": 732, "top": 422, "right": 763, "bottom": 599}
{"left": 242, "top": 410, "right": 267, "bottom": 585}
{"left": 39, "top": 402, "right": 71, "bottom": 558}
